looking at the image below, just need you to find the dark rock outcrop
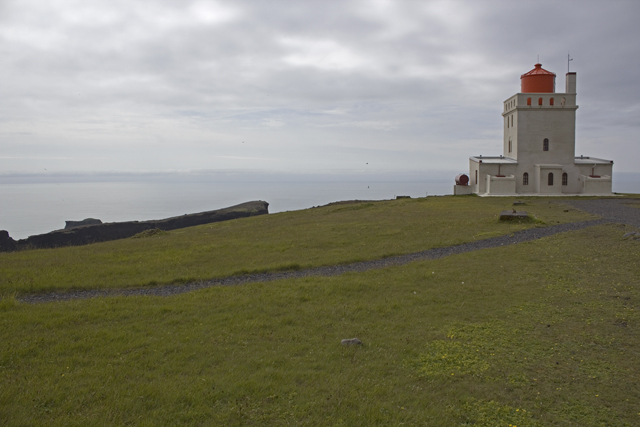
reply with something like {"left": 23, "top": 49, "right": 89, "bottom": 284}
{"left": 3, "top": 201, "right": 268, "bottom": 251}
{"left": 0, "top": 230, "right": 17, "bottom": 252}
{"left": 65, "top": 218, "right": 102, "bottom": 229}
{"left": 499, "top": 210, "right": 528, "bottom": 220}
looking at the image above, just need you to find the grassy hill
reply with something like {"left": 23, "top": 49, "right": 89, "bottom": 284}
{"left": 1, "top": 196, "right": 639, "bottom": 426}
{"left": 1, "top": 196, "right": 594, "bottom": 294}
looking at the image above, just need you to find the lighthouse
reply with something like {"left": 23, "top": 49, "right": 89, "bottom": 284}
{"left": 459, "top": 62, "right": 614, "bottom": 196}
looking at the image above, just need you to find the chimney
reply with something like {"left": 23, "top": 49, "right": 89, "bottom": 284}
{"left": 566, "top": 72, "right": 577, "bottom": 94}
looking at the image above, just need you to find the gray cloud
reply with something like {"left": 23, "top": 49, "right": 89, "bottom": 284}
{"left": 1, "top": 0, "right": 639, "bottom": 174}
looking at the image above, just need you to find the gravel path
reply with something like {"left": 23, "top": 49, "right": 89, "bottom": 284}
{"left": 566, "top": 198, "right": 640, "bottom": 228}
{"left": 19, "top": 198, "right": 639, "bottom": 304}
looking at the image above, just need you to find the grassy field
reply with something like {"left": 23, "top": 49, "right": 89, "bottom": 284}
{"left": 1, "top": 196, "right": 639, "bottom": 426}
{"left": 0, "top": 196, "right": 594, "bottom": 294}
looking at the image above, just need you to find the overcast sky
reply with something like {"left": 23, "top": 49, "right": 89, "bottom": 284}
{"left": 2, "top": 0, "right": 639, "bottom": 178}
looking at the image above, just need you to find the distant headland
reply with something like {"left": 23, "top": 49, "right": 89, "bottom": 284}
{"left": 0, "top": 201, "right": 269, "bottom": 252}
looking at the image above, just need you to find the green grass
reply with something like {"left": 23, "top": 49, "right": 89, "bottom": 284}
{"left": 0, "top": 196, "right": 594, "bottom": 294}
{"left": 1, "top": 221, "right": 639, "bottom": 426}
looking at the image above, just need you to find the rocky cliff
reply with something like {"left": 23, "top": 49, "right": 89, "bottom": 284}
{"left": 0, "top": 200, "right": 268, "bottom": 251}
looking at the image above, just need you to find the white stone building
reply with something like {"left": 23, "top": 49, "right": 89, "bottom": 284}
{"left": 457, "top": 63, "right": 613, "bottom": 196}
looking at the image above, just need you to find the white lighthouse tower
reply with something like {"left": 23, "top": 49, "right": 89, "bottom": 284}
{"left": 460, "top": 62, "right": 614, "bottom": 196}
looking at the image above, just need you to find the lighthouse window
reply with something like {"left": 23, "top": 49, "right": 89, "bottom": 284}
{"left": 508, "top": 138, "right": 512, "bottom": 153}
{"left": 548, "top": 173, "right": 554, "bottom": 186}
{"left": 538, "top": 97, "right": 543, "bottom": 106}
{"left": 523, "top": 172, "right": 529, "bottom": 185}
{"left": 543, "top": 138, "right": 549, "bottom": 151}
{"left": 506, "top": 117, "right": 509, "bottom": 128}
{"left": 562, "top": 173, "right": 568, "bottom": 185}
{"left": 550, "top": 97, "right": 554, "bottom": 106}
{"left": 511, "top": 115, "right": 513, "bottom": 127}
{"left": 527, "top": 97, "right": 532, "bottom": 106}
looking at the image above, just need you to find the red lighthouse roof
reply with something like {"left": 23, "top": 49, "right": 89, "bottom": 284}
{"left": 520, "top": 63, "right": 556, "bottom": 93}
{"left": 521, "top": 63, "right": 555, "bottom": 77}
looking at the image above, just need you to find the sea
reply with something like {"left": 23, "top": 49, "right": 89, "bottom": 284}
{"left": 1, "top": 171, "right": 638, "bottom": 240}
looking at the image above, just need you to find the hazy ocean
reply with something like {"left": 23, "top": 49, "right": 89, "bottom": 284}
{"left": 0, "top": 179, "right": 451, "bottom": 240}
{"left": 1, "top": 172, "right": 638, "bottom": 240}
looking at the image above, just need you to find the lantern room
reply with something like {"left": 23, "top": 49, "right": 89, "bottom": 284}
{"left": 520, "top": 63, "right": 556, "bottom": 93}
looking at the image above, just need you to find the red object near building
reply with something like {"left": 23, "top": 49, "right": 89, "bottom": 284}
{"left": 455, "top": 174, "right": 470, "bottom": 186}
{"left": 521, "top": 63, "right": 556, "bottom": 93}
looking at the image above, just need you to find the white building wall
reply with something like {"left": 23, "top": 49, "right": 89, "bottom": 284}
{"left": 535, "top": 165, "right": 564, "bottom": 194}
{"left": 510, "top": 92, "right": 578, "bottom": 194}
{"left": 469, "top": 159, "right": 481, "bottom": 193}
{"left": 559, "top": 164, "right": 585, "bottom": 194}
{"left": 516, "top": 107, "right": 577, "bottom": 166}
{"left": 503, "top": 95, "right": 518, "bottom": 158}
{"left": 472, "top": 161, "right": 517, "bottom": 195}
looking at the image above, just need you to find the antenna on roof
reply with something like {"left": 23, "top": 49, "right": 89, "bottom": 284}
{"left": 568, "top": 52, "right": 573, "bottom": 72}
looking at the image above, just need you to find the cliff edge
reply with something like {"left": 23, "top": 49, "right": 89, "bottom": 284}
{"left": 0, "top": 200, "right": 269, "bottom": 251}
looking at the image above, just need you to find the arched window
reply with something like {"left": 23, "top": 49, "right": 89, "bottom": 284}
{"left": 508, "top": 138, "right": 512, "bottom": 153}
{"left": 548, "top": 173, "right": 554, "bottom": 186}
{"left": 523, "top": 172, "right": 528, "bottom": 185}
{"left": 511, "top": 115, "right": 513, "bottom": 127}
{"left": 562, "top": 173, "right": 568, "bottom": 185}
{"left": 538, "top": 97, "right": 543, "bottom": 105}
{"left": 543, "top": 138, "right": 549, "bottom": 151}
{"left": 507, "top": 117, "right": 509, "bottom": 128}
{"left": 550, "top": 97, "right": 554, "bottom": 106}
{"left": 527, "top": 97, "right": 532, "bottom": 106}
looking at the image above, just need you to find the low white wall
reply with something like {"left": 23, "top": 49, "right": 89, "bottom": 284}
{"left": 582, "top": 175, "right": 612, "bottom": 194}
{"left": 454, "top": 185, "right": 473, "bottom": 195}
{"left": 486, "top": 174, "right": 516, "bottom": 195}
